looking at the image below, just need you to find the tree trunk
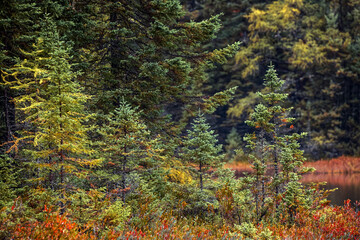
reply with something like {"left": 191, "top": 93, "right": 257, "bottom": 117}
{"left": 199, "top": 160, "right": 203, "bottom": 191}
{"left": 3, "top": 88, "right": 14, "bottom": 142}
{"left": 121, "top": 126, "right": 128, "bottom": 203}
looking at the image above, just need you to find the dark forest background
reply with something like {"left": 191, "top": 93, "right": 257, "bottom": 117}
{"left": 181, "top": 0, "right": 360, "bottom": 159}
{"left": 2, "top": 0, "right": 360, "bottom": 160}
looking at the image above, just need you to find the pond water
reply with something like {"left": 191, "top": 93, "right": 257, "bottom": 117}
{"left": 301, "top": 173, "right": 360, "bottom": 206}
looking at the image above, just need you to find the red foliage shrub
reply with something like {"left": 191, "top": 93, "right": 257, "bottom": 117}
{"left": 11, "top": 212, "right": 94, "bottom": 239}
{"left": 267, "top": 200, "right": 360, "bottom": 239}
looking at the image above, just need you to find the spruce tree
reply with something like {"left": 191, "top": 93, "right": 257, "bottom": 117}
{"left": 84, "top": 0, "right": 240, "bottom": 131}
{"left": 98, "top": 100, "right": 162, "bottom": 203}
{"left": 183, "top": 114, "right": 223, "bottom": 191}
{"left": 244, "top": 64, "right": 311, "bottom": 223}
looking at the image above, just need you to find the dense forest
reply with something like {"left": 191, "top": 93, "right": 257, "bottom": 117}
{"left": 0, "top": 0, "right": 359, "bottom": 239}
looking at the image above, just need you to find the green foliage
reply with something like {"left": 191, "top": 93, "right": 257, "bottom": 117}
{"left": 1, "top": 18, "right": 98, "bottom": 194}
{"left": 234, "top": 222, "right": 257, "bottom": 238}
{"left": 203, "top": 87, "right": 238, "bottom": 114}
{"left": 244, "top": 64, "right": 311, "bottom": 223}
{"left": 98, "top": 100, "right": 163, "bottom": 202}
{"left": 67, "top": 188, "right": 131, "bottom": 233}
{"left": 0, "top": 154, "right": 20, "bottom": 207}
{"left": 182, "top": 114, "right": 223, "bottom": 190}
{"left": 2, "top": 0, "right": 357, "bottom": 238}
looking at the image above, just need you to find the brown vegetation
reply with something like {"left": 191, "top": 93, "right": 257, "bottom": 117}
{"left": 304, "top": 156, "right": 360, "bottom": 174}
{"left": 226, "top": 156, "right": 360, "bottom": 176}
{"left": 224, "top": 161, "right": 253, "bottom": 176}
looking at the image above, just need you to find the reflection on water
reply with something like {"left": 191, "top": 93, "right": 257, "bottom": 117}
{"left": 301, "top": 173, "right": 360, "bottom": 206}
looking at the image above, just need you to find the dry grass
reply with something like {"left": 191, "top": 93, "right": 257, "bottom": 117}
{"left": 225, "top": 156, "right": 360, "bottom": 176}
{"left": 305, "top": 156, "right": 360, "bottom": 174}
{"left": 224, "top": 161, "right": 253, "bottom": 175}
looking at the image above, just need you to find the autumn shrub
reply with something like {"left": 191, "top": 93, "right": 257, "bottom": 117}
{"left": 0, "top": 187, "right": 59, "bottom": 239}
{"left": 266, "top": 200, "right": 360, "bottom": 239}
{"left": 120, "top": 214, "right": 239, "bottom": 240}
{"left": 0, "top": 187, "right": 132, "bottom": 239}
{"left": 66, "top": 187, "right": 130, "bottom": 234}
{"left": 215, "top": 168, "right": 256, "bottom": 225}
{"left": 10, "top": 212, "right": 94, "bottom": 240}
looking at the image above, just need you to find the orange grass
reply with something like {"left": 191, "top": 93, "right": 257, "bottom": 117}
{"left": 224, "top": 161, "right": 253, "bottom": 175}
{"left": 305, "top": 156, "right": 360, "bottom": 174}
{"left": 226, "top": 156, "right": 360, "bottom": 175}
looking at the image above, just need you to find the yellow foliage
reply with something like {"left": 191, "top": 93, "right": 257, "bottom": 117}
{"left": 289, "top": 39, "right": 326, "bottom": 70}
{"left": 235, "top": 46, "right": 264, "bottom": 78}
{"left": 313, "top": 135, "right": 332, "bottom": 145}
{"left": 289, "top": 27, "right": 351, "bottom": 71}
{"left": 227, "top": 92, "right": 258, "bottom": 118}
{"left": 235, "top": 48, "right": 252, "bottom": 65}
{"left": 241, "top": 56, "right": 262, "bottom": 78}
{"left": 285, "top": 0, "right": 304, "bottom": 8}
{"left": 166, "top": 168, "right": 192, "bottom": 184}
{"left": 279, "top": 5, "right": 300, "bottom": 20}
{"left": 247, "top": 1, "right": 301, "bottom": 33}
{"left": 246, "top": 9, "right": 279, "bottom": 33}
{"left": 252, "top": 37, "right": 275, "bottom": 52}
{"left": 267, "top": 1, "right": 301, "bottom": 30}
{"left": 237, "top": 0, "right": 303, "bottom": 77}
{"left": 247, "top": 8, "right": 266, "bottom": 21}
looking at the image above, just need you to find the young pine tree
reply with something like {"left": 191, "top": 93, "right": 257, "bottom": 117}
{"left": 179, "top": 113, "right": 223, "bottom": 217}
{"left": 244, "top": 64, "right": 311, "bottom": 223}
{"left": 99, "top": 100, "right": 162, "bottom": 203}
{"left": 183, "top": 114, "right": 223, "bottom": 191}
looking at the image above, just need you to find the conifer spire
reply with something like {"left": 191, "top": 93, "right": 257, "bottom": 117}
{"left": 183, "top": 113, "right": 223, "bottom": 190}
{"left": 244, "top": 64, "right": 310, "bottom": 223}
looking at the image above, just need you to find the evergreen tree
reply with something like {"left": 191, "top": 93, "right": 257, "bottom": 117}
{"left": 175, "top": 113, "right": 223, "bottom": 217}
{"left": 231, "top": 0, "right": 360, "bottom": 158}
{"left": 0, "top": 0, "right": 94, "bottom": 144}
{"left": 83, "top": 0, "right": 240, "bottom": 131}
{"left": 98, "top": 100, "right": 162, "bottom": 203}
{"left": 244, "top": 64, "right": 311, "bottom": 223}
{"left": 183, "top": 114, "right": 223, "bottom": 191}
